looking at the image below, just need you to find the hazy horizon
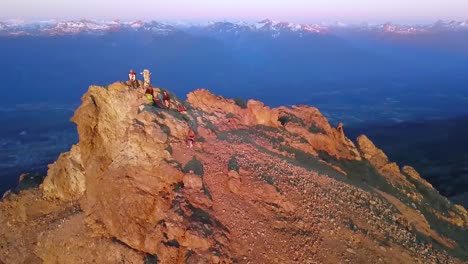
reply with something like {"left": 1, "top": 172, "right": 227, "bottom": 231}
{"left": 1, "top": 17, "right": 467, "bottom": 26}
{"left": 2, "top": 0, "right": 468, "bottom": 24}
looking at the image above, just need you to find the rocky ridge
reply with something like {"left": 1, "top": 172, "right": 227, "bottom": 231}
{"left": 0, "top": 81, "right": 467, "bottom": 263}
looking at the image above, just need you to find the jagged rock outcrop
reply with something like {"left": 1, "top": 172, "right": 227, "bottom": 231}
{"left": 277, "top": 105, "right": 361, "bottom": 160}
{"left": 356, "top": 135, "right": 389, "bottom": 168}
{"left": 64, "top": 83, "right": 225, "bottom": 260}
{"left": 1, "top": 82, "right": 467, "bottom": 264}
{"left": 41, "top": 145, "right": 85, "bottom": 201}
{"left": 357, "top": 134, "right": 468, "bottom": 228}
{"left": 402, "top": 165, "right": 434, "bottom": 189}
{"left": 357, "top": 135, "right": 418, "bottom": 188}
{"left": 187, "top": 89, "right": 280, "bottom": 128}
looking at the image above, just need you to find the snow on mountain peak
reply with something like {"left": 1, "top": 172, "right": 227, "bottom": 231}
{"left": 128, "top": 20, "right": 144, "bottom": 28}
{"left": 0, "top": 19, "right": 467, "bottom": 37}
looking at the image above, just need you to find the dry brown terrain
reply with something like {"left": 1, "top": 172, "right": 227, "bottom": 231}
{"left": 1, "top": 81, "right": 467, "bottom": 263}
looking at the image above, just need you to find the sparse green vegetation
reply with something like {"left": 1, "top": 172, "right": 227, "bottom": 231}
{"left": 188, "top": 204, "right": 213, "bottom": 225}
{"left": 165, "top": 159, "right": 183, "bottom": 170}
{"left": 344, "top": 218, "right": 359, "bottom": 232}
{"left": 160, "top": 124, "right": 171, "bottom": 135}
{"left": 216, "top": 126, "right": 343, "bottom": 178}
{"left": 279, "top": 146, "right": 344, "bottom": 178}
{"left": 156, "top": 111, "right": 166, "bottom": 119}
{"left": 182, "top": 157, "right": 211, "bottom": 198}
{"left": 279, "top": 113, "right": 305, "bottom": 126}
{"left": 173, "top": 182, "right": 184, "bottom": 193}
{"left": 185, "top": 250, "right": 194, "bottom": 264}
{"left": 144, "top": 254, "right": 159, "bottom": 264}
{"left": 165, "top": 144, "right": 173, "bottom": 154}
{"left": 163, "top": 108, "right": 188, "bottom": 122}
{"left": 164, "top": 239, "right": 180, "bottom": 248}
{"left": 402, "top": 171, "right": 454, "bottom": 215}
{"left": 210, "top": 247, "right": 222, "bottom": 257}
{"left": 226, "top": 113, "right": 235, "bottom": 118}
{"left": 260, "top": 174, "right": 282, "bottom": 192}
{"left": 228, "top": 155, "right": 240, "bottom": 172}
{"left": 153, "top": 120, "right": 171, "bottom": 136}
{"left": 185, "top": 110, "right": 202, "bottom": 132}
{"left": 183, "top": 157, "right": 204, "bottom": 177}
{"left": 234, "top": 98, "right": 247, "bottom": 109}
{"left": 188, "top": 121, "right": 198, "bottom": 133}
{"left": 182, "top": 100, "right": 193, "bottom": 109}
{"left": 261, "top": 174, "right": 276, "bottom": 185}
{"left": 317, "top": 150, "right": 403, "bottom": 195}
{"left": 203, "top": 184, "right": 213, "bottom": 200}
{"left": 314, "top": 150, "right": 468, "bottom": 259}
{"left": 171, "top": 197, "right": 185, "bottom": 216}
{"left": 200, "top": 224, "right": 214, "bottom": 237}
{"left": 213, "top": 124, "right": 468, "bottom": 257}
{"left": 216, "top": 131, "right": 229, "bottom": 141}
{"left": 204, "top": 118, "right": 218, "bottom": 133}
{"left": 308, "top": 124, "right": 326, "bottom": 134}
{"left": 13, "top": 173, "right": 46, "bottom": 193}
{"left": 187, "top": 203, "right": 229, "bottom": 233}
{"left": 401, "top": 171, "right": 468, "bottom": 259}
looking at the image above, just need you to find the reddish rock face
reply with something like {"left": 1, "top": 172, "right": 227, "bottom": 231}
{"left": 1, "top": 82, "right": 467, "bottom": 264}
{"left": 357, "top": 135, "right": 389, "bottom": 168}
{"left": 41, "top": 145, "right": 85, "bottom": 201}
{"left": 276, "top": 105, "right": 361, "bottom": 160}
{"left": 187, "top": 89, "right": 280, "bottom": 128}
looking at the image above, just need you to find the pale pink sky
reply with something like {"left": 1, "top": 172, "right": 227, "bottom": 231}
{"left": 2, "top": 0, "right": 468, "bottom": 23}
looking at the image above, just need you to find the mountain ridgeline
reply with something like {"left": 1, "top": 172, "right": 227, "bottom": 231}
{"left": 0, "top": 82, "right": 466, "bottom": 263}
{"left": 1, "top": 20, "right": 468, "bottom": 123}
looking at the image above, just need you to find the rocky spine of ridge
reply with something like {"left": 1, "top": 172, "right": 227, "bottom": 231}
{"left": 0, "top": 82, "right": 467, "bottom": 264}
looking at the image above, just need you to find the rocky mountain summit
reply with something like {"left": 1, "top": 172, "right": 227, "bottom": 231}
{"left": 0, "top": 81, "right": 467, "bottom": 263}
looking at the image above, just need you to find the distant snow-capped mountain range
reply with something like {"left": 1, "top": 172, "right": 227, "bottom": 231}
{"left": 0, "top": 19, "right": 467, "bottom": 37}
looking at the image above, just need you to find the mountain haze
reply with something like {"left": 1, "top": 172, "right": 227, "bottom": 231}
{"left": 1, "top": 19, "right": 468, "bottom": 123}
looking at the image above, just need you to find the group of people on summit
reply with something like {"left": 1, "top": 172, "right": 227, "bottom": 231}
{"left": 128, "top": 69, "right": 187, "bottom": 111}
{"left": 127, "top": 69, "right": 194, "bottom": 148}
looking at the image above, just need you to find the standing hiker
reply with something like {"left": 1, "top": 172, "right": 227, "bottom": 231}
{"left": 128, "top": 69, "right": 137, "bottom": 88}
{"left": 187, "top": 129, "right": 195, "bottom": 148}
{"left": 141, "top": 69, "right": 151, "bottom": 88}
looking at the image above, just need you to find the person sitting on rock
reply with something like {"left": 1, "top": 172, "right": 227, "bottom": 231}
{"left": 177, "top": 104, "right": 187, "bottom": 113}
{"left": 153, "top": 96, "right": 164, "bottom": 108}
{"left": 144, "top": 85, "right": 154, "bottom": 103}
{"left": 162, "top": 90, "right": 171, "bottom": 109}
{"left": 157, "top": 92, "right": 164, "bottom": 105}
{"left": 187, "top": 129, "right": 196, "bottom": 148}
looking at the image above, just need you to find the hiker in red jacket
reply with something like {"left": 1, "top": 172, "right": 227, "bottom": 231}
{"left": 177, "top": 104, "right": 187, "bottom": 113}
{"left": 162, "top": 90, "right": 171, "bottom": 109}
{"left": 187, "top": 129, "right": 195, "bottom": 148}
